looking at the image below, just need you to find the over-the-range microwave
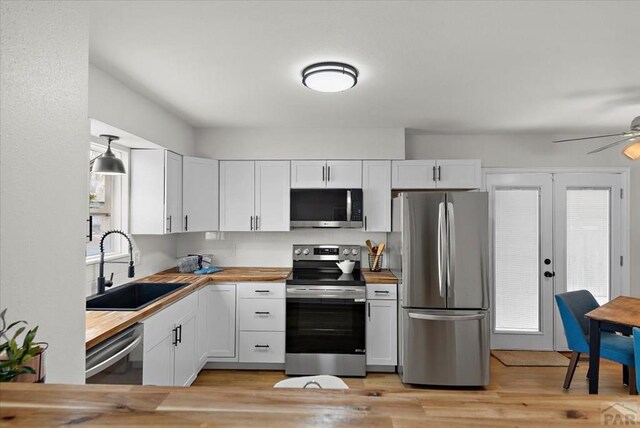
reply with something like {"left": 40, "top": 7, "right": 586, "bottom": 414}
{"left": 290, "top": 188, "right": 363, "bottom": 228}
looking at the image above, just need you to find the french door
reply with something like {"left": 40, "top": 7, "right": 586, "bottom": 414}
{"left": 487, "top": 172, "right": 625, "bottom": 351}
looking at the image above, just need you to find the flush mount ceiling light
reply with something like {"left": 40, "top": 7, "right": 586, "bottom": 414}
{"left": 302, "top": 62, "right": 358, "bottom": 93}
{"left": 91, "top": 134, "right": 126, "bottom": 175}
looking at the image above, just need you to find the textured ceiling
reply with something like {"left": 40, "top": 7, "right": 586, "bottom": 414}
{"left": 89, "top": 1, "right": 640, "bottom": 133}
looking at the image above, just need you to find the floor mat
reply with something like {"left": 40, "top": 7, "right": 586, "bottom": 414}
{"left": 492, "top": 350, "right": 570, "bottom": 367}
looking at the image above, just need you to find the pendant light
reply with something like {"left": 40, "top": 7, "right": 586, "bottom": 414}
{"left": 302, "top": 62, "right": 358, "bottom": 93}
{"left": 92, "top": 134, "right": 126, "bottom": 175}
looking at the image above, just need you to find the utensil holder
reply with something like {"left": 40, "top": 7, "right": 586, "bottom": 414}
{"left": 368, "top": 254, "right": 383, "bottom": 272}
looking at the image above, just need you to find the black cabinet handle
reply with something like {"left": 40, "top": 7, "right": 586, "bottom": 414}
{"left": 364, "top": 216, "right": 367, "bottom": 231}
{"left": 374, "top": 290, "right": 390, "bottom": 294}
{"left": 185, "top": 215, "right": 188, "bottom": 231}
{"left": 437, "top": 165, "right": 442, "bottom": 181}
{"left": 254, "top": 311, "right": 270, "bottom": 315}
{"left": 254, "top": 290, "right": 270, "bottom": 293}
{"left": 254, "top": 344, "right": 270, "bottom": 348}
{"left": 322, "top": 166, "right": 325, "bottom": 182}
{"left": 177, "top": 325, "right": 182, "bottom": 344}
{"left": 86, "top": 216, "right": 93, "bottom": 241}
{"left": 327, "top": 166, "right": 331, "bottom": 181}
{"left": 544, "top": 271, "right": 556, "bottom": 278}
{"left": 432, "top": 165, "right": 437, "bottom": 182}
{"left": 368, "top": 302, "right": 371, "bottom": 319}
{"left": 172, "top": 327, "right": 178, "bottom": 346}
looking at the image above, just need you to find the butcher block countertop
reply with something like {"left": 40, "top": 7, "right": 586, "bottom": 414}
{"left": 86, "top": 267, "right": 291, "bottom": 349}
{"left": 0, "top": 382, "right": 624, "bottom": 427}
{"left": 362, "top": 269, "right": 397, "bottom": 284}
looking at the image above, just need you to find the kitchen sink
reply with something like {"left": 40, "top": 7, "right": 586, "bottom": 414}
{"left": 86, "top": 282, "right": 190, "bottom": 311}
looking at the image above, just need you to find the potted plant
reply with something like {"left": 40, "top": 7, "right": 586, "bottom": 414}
{"left": 0, "top": 308, "right": 47, "bottom": 382}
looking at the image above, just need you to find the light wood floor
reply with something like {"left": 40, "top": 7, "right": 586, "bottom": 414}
{"left": 194, "top": 355, "right": 633, "bottom": 396}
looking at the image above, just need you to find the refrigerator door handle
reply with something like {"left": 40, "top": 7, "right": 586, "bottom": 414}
{"left": 437, "top": 202, "right": 446, "bottom": 298}
{"left": 409, "top": 312, "right": 485, "bottom": 322}
{"left": 446, "top": 201, "right": 456, "bottom": 299}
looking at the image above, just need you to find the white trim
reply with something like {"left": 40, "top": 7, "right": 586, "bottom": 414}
{"left": 86, "top": 252, "right": 130, "bottom": 266}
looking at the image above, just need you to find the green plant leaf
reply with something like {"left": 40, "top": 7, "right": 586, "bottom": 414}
{"left": 11, "top": 326, "right": 26, "bottom": 342}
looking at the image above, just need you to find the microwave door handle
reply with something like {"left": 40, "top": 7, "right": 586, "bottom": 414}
{"left": 346, "top": 189, "right": 352, "bottom": 222}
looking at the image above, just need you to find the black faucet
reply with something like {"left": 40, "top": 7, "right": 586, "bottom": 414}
{"left": 97, "top": 230, "right": 135, "bottom": 294}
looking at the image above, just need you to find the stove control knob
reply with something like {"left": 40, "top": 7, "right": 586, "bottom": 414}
{"left": 294, "top": 248, "right": 302, "bottom": 256}
{"left": 302, "top": 248, "right": 310, "bottom": 255}
{"left": 343, "top": 249, "right": 350, "bottom": 255}
{"left": 351, "top": 248, "right": 359, "bottom": 256}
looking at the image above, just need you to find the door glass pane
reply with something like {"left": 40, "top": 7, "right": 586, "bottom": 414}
{"left": 566, "top": 189, "right": 610, "bottom": 304}
{"left": 494, "top": 189, "right": 540, "bottom": 332}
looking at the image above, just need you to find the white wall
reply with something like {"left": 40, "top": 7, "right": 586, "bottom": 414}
{"left": 406, "top": 133, "right": 639, "bottom": 297}
{"left": 89, "top": 64, "right": 195, "bottom": 156}
{"left": 178, "top": 230, "right": 387, "bottom": 269}
{"left": 0, "top": 1, "right": 89, "bottom": 384}
{"left": 87, "top": 66, "right": 197, "bottom": 295}
{"left": 195, "top": 127, "right": 405, "bottom": 160}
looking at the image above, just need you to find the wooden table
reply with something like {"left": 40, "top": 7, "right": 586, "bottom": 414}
{"left": 585, "top": 295, "right": 640, "bottom": 394}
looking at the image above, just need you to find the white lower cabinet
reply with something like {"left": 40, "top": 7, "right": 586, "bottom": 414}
{"left": 142, "top": 292, "right": 198, "bottom": 386}
{"left": 198, "top": 284, "right": 236, "bottom": 360}
{"left": 238, "top": 282, "right": 285, "bottom": 364}
{"left": 366, "top": 283, "right": 398, "bottom": 367}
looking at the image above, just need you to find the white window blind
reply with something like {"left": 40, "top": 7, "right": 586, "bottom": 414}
{"left": 494, "top": 189, "right": 540, "bottom": 332}
{"left": 566, "top": 189, "right": 610, "bottom": 305}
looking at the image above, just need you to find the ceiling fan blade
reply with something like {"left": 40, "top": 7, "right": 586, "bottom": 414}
{"left": 553, "top": 132, "right": 628, "bottom": 143}
{"left": 587, "top": 137, "right": 635, "bottom": 154}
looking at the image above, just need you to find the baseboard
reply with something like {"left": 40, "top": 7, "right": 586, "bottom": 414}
{"left": 203, "top": 362, "right": 285, "bottom": 370}
{"left": 366, "top": 365, "right": 397, "bottom": 373}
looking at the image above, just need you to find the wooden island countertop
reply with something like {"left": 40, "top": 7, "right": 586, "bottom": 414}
{"left": 86, "top": 267, "right": 291, "bottom": 349}
{"left": 0, "top": 382, "right": 626, "bottom": 427}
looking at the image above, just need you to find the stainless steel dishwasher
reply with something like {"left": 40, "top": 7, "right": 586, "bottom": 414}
{"left": 86, "top": 324, "right": 143, "bottom": 384}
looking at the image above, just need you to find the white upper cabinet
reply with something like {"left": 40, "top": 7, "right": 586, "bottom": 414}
{"left": 435, "top": 159, "right": 481, "bottom": 189}
{"left": 363, "top": 160, "right": 391, "bottom": 232}
{"left": 392, "top": 159, "right": 480, "bottom": 189}
{"left": 220, "top": 160, "right": 290, "bottom": 231}
{"left": 130, "top": 149, "right": 183, "bottom": 234}
{"left": 183, "top": 157, "right": 219, "bottom": 233}
{"left": 255, "top": 161, "right": 290, "bottom": 231}
{"left": 326, "top": 160, "right": 362, "bottom": 188}
{"left": 391, "top": 160, "right": 437, "bottom": 189}
{"left": 290, "top": 160, "right": 326, "bottom": 189}
{"left": 291, "top": 160, "right": 362, "bottom": 188}
{"left": 220, "top": 161, "right": 255, "bottom": 231}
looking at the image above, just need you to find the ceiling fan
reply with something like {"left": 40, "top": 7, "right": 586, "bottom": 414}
{"left": 553, "top": 115, "right": 640, "bottom": 160}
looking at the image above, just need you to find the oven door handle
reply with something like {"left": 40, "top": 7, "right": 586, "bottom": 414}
{"left": 346, "top": 190, "right": 352, "bottom": 222}
{"left": 85, "top": 333, "right": 142, "bottom": 378}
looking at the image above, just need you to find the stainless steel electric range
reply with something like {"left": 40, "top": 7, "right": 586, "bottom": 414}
{"left": 285, "top": 244, "right": 366, "bottom": 377}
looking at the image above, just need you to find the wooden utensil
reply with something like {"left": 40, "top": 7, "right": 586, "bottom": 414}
{"left": 372, "top": 243, "right": 385, "bottom": 271}
{"left": 365, "top": 240, "right": 375, "bottom": 255}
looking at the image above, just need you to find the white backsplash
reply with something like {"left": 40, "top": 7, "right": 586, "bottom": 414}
{"left": 177, "top": 229, "right": 388, "bottom": 269}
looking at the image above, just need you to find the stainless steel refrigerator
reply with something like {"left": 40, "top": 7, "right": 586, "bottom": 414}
{"left": 388, "top": 192, "right": 490, "bottom": 386}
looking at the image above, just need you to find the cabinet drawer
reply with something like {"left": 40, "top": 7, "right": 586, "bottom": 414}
{"left": 239, "top": 299, "right": 285, "bottom": 332}
{"left": 366, "top": 283, "right": 397, "bottom": 300}
{"left": 237, "top": 282, "right": 285, "bottom": 299}
{"left": 239, "top": 331, "right": 285, "bottom": 363}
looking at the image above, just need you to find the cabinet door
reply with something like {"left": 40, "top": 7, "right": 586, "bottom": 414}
{"left": 173, "top": 311, "right": 197, "bottom": 386}
{"left": 143, "top": 333, "right": 174, "bottom": 386}
{"left": 165, "top": 151, "right": 183, "bottom": 233}
{"left": 391, "top": 160, "right": 436, "bottom": 189}
{"left": 183, "top": 157, "right": 218, "bottom": 232}
{"left": 202, "top": 284, "right": 237, "bottom": 358}
{"left": 220, "top": 161, "right": 255, "bottom": 231}
{"left": 326, "top": 160, "right": 362, "bottom": 188}
{"left": 255, "top": 161, "right": 290, "bottom": 231}
{"left": 435, "top": 160, "right": 481, "bottom": 189}
{"left": 130, "top": 149, "right": 166, "bottom": 234}
{"left": 366, "top": 300, "right": 398, "bottom": 366}
{"left": 363, "top": 161, "right": 391, "bottom": 232}
{"left": 290, "top": 160, "right": 326, "bottom": 189}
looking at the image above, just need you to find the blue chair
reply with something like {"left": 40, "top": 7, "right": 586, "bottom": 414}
{"left": 634, "top": 327, "right": 640, "bottom": 391}
{"left": 555, "top": 290, "right": 635, "bottom": 392}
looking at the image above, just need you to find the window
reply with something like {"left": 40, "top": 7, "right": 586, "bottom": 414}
{"left": 86, "top": 143, "right": 129, "bottom": 260}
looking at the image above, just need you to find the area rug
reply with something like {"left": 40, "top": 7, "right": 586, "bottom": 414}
{"left": 492, "top": 350, "right": 570, "bottom": 367}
